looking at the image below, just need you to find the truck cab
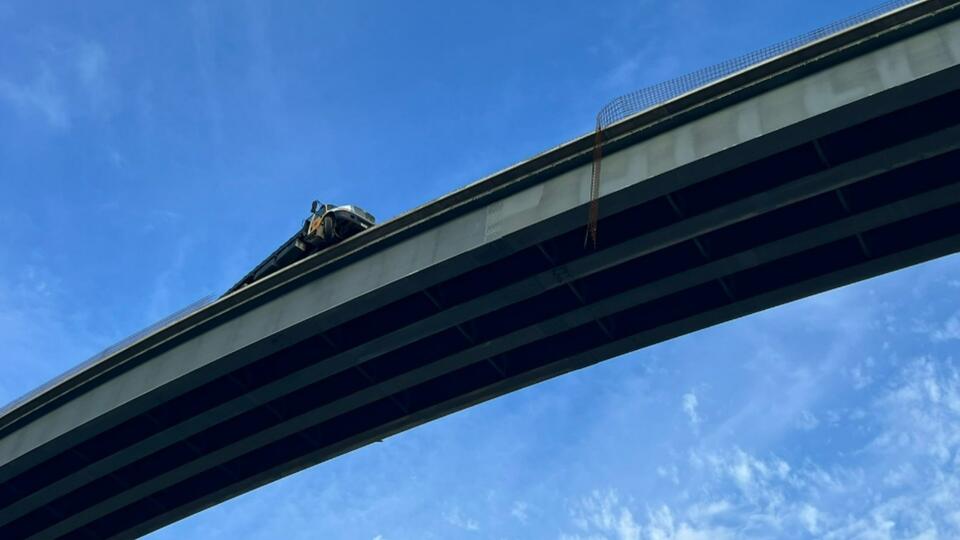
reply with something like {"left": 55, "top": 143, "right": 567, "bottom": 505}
{"left": 300, "top": 201, "right": 376, "bottom": 248}
{"left": 225, "top": 200, "right": 376, "bottom": 295}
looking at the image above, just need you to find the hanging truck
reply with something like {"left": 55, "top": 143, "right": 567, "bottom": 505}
{"left": 225, "top": 201, "right": 376, "bottom": 295}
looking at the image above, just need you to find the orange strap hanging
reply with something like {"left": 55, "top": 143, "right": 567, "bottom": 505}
{"left": 585, "top": 118, "right": 603, "bottom": 249}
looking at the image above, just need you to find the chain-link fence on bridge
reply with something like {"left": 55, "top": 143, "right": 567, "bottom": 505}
{"left": 587, "top": 0, "right": 924, "bottom": 247}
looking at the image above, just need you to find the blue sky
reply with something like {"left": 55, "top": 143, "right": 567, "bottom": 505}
{"left": 2, "top": 0, "right": 959, "bottom": 538}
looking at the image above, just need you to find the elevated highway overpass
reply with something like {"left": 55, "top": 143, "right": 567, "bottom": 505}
{"left": 3, "top": 0, "right": 960, "bottom": 537}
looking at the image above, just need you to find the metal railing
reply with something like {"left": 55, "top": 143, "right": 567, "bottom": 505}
{"left": 596, "top": 0, "right": 922, "bottom": 129}
{"left": 587, "top": 0, "right": 924, "bottom": 246}
{"left": 0, "top": 295, "right": 215, "bottom": 418}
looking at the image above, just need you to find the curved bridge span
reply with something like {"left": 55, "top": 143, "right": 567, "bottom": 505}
{"left": 3, "top": 1, "right": 960, "bottom": 537}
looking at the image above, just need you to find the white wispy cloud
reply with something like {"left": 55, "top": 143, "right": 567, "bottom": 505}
{"left": 929, "top": 310, "right": 960, "bottom": 342}
{"left": 794, "top": 410, "right": 819, "bottom": 431}
{"left": 563, "top": 491, "right": 733, "bottom": 540}
{"left": 620, "top": 351, "right": 960, "bottom": 539}
{"left": 442, "top": 506, "right": 479, "bottom": 531}
{"left": 655, "top": 465, "right": 679, "bottom": 486}
{"left": 565, "top": 489, "right": 641, "bottom": 540}
{"left": 682, "top": 391, "right": 700, "bottom": 428}
{"left": 0, "top": 36, "right": 113, "bottom": 130}
{"left": 685, "top": 500, "right": 731, "bottom": 523}
{"left": 798, "top": 504, "right": 819, "bottom": 536}
{"left": 189, "top": 0, "right": 225, "bottom": 146}
{"left": 0, "top": 68, "right": 69, "bottom": 129}
{"left": 647, "top": 505, "right": 733, "bottom": 540}
{"left": 511, "top": 500, "right": 529, "bottom": 524}
{"left": 870, "top": 357, "right": 960, "bottom": 464}
{"left": 849, "top": 356, "right": 875, "bottom": 390}
{"left": 76, "top": 41, "right": 105, "bottom": 84}
{"left": 690, "top": 447, "right": 791, "bottom": 510}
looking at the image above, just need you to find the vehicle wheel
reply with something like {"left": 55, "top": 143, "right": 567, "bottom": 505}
{"left": 322, "top": 215, "right": 335, "bottom": 240}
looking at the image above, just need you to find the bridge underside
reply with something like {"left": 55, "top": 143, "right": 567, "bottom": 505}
{"left": 3, "top": 68, "right": 960, "bottom": 538}
{"left": 3, "top": 5, "right": 960, "bottom": 537}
